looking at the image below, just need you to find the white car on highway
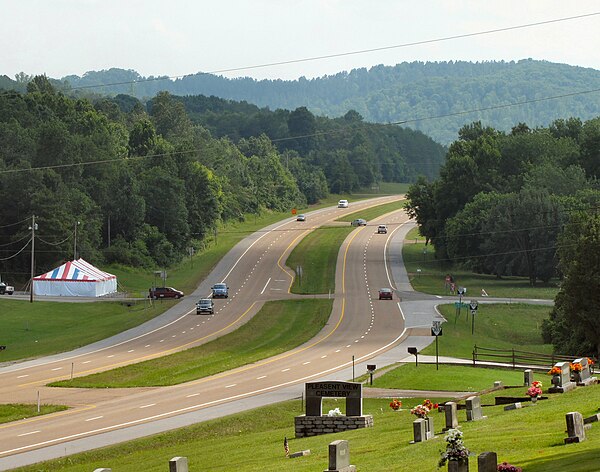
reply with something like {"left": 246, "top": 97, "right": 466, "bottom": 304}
{"left": 338, "top": 199, "right": 349, "bottom": 208}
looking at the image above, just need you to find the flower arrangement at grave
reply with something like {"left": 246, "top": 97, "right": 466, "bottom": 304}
{"left": 410, "top": 403, "right": 430, "bottom": 419}
{"left": 327, "top": 407, "right": 343, "bottom": 417}
{"left": 497, "top": 462, "right": 522, "bottom": 471}
{"left": 570, "top": 362, "right": 583, "bottom": 372}
{"left": 547, "top": 366, "right": 562, "bottom": 376}
{"left": 423, "top": 399, "right": 439, "bottom": 410}
{"left": 438, "top": 428, "right": 470, "bottom": 467}
{"left": 525, "top": 380, "right": 543, "bottom": 398}
{"left": 389, "top": 399, "right": 402, "bottom": 411}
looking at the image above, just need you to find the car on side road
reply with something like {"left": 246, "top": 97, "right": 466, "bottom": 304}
{"left": 149, "top": 286, "right": 183, "bottom": 299}
{"left": 196, "top": 298, "right": 215, "bottom": 314}
{"left": 378, "top": 288, "right": 393, "bottom": 300}
{"left": 338, "top": 199, "right": 349, "bottom": 208}
{"left": 377, "top": 224, "right": 388, "bottom": 234}
{"left": 296, "top": 214, "right": 306, "bottom": 222}
{"left": 351, "top": 218, "right": 367, "bottom": 227}
{"left": 211, "top": 283, "right": 229, "bottom": 298}
{"left": 0, "top": 282, "right": 14, "bottom": 295}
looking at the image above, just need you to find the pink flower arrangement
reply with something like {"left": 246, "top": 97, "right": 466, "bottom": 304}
{"left": 410, "top": 404, "right": 430, "bottom": 419}
{"left": 525, "top": 380, "right": 542, "bottom": 398}
{"left": 497, "top": 462, "right": 522, "bottom": 471}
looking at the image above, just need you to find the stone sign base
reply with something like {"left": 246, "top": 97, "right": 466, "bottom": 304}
{"left": 294, "top": 415, "right": 373, "bottom": 438}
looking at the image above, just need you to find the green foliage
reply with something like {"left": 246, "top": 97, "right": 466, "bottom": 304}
{"left": 542, "top": 215, "right": 600, "bottom": 357}
{"left": 54, "top": 60, "right": 600, "bottom": 145}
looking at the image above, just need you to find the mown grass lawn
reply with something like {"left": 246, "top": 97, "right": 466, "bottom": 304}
{"left": 14, "top": 372, "right": 600, "bottom": 471}
{"left": 370, "top": 363, "right": 525, "bottom": 392}
{"left": 0, "top": 299, "right": 169, "bottom": 362}
{"left": 335, "top": 198, "right": 406, "bottom": 223}
{"left": 403, "top": 227, "right": 560, "bottom": 300}
{"left": 50, "top": 299, "right": 332, "bottom": 388}
{"left": 420, "top": 303, "right": 553, "bottom": 359}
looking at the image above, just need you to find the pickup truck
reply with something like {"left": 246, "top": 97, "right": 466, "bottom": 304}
{"left": 0, "top": 282, "right": 14, "bottom": 295}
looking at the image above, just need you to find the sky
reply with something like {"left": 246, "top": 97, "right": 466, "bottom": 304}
{"left": 2, "top": 1, "right": 600, "bottom": 82}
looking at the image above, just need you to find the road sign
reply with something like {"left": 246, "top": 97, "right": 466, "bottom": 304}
{"left": 469, "top": 300, "right": 479, "bottom": 315}
{"left": 431, "top": 320, "right": 443, "bottom": 337}
{"left": 291, "top": 208, "right": 297, "bottom": 215}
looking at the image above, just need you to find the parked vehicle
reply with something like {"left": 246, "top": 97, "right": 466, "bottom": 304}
{"left": 196, "top": 298, "right": 215, "bottom": 314}
{"left": 148, "top": 286, "right": 183, "bottom": 299}
{"left": 338, "top": 199, "right": 349, "bottom": 208}
{"left": 211, "top": 282, "right": 229, "bottom": 298}
{"left": 351, "top": 218, "right": 367, "bottom": 227}
{"left": 296, "top": 214, "right": 306, "bottom": 221}
{"left": 377, "top": 225, "right": 388, "bottom": 234}
{"left": 378, "top": 288, "right": 393, "bottom": 300}
{"left": 0, "top": 282, "right": 14, "bottom": 295}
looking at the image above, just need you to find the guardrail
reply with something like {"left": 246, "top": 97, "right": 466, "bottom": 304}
{"left": 472, "top": 345, "right": 596, "bottom": 371}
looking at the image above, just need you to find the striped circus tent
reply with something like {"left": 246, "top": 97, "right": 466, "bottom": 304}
{"left": 33, "top": 258, "right": 117, "bottom": 297}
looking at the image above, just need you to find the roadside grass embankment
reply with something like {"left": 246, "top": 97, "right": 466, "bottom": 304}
{"left": 50, "top": 299, "right": 332, "bottom": 388}
{"left": 420, "top": 303, "right": 553, "bottom": 359}
{"left": 334, "top": 198, "right": 406, "bottom": 224}
{"left": 403, "top": 227, "right": 559, "bottom": 300}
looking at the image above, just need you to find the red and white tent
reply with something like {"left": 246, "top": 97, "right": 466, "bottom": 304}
{"left": 33, "top": 259, "right": 117, "bottom": 297}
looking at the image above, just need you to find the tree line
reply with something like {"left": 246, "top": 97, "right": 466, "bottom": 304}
{"left": 404, "top": 118, "right": 600, "bottom": 357}
{"left": 33, "top": 59, "right": 600, "bottom": 145}
{"left": 0, "top": 76, "right": 442, "bottom": 282}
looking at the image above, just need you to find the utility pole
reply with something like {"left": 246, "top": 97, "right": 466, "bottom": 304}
{"left": 73, "top": 221, "right": 80, "bottom": 260}
{"left": 29, "top": 215, "right": 37, "bottom": 303}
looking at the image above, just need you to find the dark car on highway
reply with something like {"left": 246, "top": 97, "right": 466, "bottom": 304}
{"left": 378, "top": 288, "right": 393, "bottom": 300}
{"left": 149, "top": 286, "right": 183, "bottom": 299}
{"left": 196, "top": 298, "right": 215, "bottom": 314}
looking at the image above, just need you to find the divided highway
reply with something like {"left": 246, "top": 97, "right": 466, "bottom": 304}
{"left": 0, "top": 196, "right": 413, "bottom": 468}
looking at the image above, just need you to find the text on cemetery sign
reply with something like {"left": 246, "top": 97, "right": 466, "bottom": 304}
{"left": 307, "top": 382, "right": 361, "bottom": 398}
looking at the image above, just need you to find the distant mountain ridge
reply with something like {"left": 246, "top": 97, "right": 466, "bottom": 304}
{"left": 4, "top": 59, "right": 600, "bottom": 144}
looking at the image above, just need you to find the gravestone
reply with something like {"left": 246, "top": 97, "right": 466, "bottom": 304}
{"left": 325, "top": 439, "right": 356, "bottom": 472}
{"left": 503, "top": 402, "right": 522, "bottom": 411}
{"left": 548, "top": 362, "right": 576, "bottom": 393}
{"left": 523, "top": 369, "right": 534, "bottom": 386}
{"left": 169, "top": 457, "right": 188, "bottom": 472}
{"left": 572, "top": 358, "right": 597, "bottom": 386}
{"left": 565, "top": 412, "right": 586, "bottom": 444}
{"left": 584, "top": 413, "right": 600, "bottom": 424}
{"left": 93, "top": 469, "right": 111, "bottom": 472}
{"left": 477, "top": 452, "right": 498, "bottom": 472}
{"left": 290, "top": 449, "right": 311, "bottom": 458}
{"left": 494, "top": 381, "right": 503, "bottom": 388}
{"left": 443, "top": 402, "right": 458, "bottom": 432}
{"left": 425, "top": 416, "right": 435, "bottom": 439}
{"left": 411, "top": 418, "right": 427, "bottom": 443}
{"left": 466, "top": 396, "right": 487, "bottom": 421}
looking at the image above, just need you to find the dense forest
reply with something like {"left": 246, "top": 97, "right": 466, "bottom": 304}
{"left": 404, "top": 118, "right": 600, "bottom": 356}
{"left": 0, "top": 76, "right": 443, "bottom": 283}
{"left": 5, "top": 59, "right": 599, "bottom": 144}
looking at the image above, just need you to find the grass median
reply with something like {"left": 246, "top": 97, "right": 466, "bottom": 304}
{"left": 335, "top": 198, "right": 406, "bottom": 223}
{"left": 50, "top": 299, "right": 332, "bottom": 388}
{"left": 0, "top": 404, "right": 68, "bottom": 425}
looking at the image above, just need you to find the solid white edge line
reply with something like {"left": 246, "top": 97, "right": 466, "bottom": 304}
{"left": 260, "top": 277, "right": 271, "bottom": 295}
